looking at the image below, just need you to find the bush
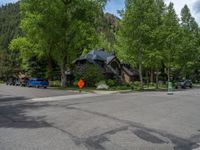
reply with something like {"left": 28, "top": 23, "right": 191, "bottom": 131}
{"left": 49, "top": 80, "right": 61, "bottom": 87}
{"left": 106, "top": 79, "right": 116, "bottom": 87}
{"left": 74, "top": 64, "right": 104, "bottom": 87}
{"left": 130, "top": 81, "right": 141, "bottom": 90}
{"left": 73, "top": 80, "right": 79, "bottom": 87}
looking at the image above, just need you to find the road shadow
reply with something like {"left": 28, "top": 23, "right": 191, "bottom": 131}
{"left": 0, "top": 102, "right": 51, "bottom": 129}
{"left": 0, "top": 96, "right": 28, "bottom": 102}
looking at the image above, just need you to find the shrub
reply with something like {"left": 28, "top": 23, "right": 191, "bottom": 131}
{"left": 73, "top": 80, "right": 79, "bottom": 87}
{"left": 130, "top": 81, "right": 141, "bottom": 90}
{"left": 106, "top": 79, "right": 116, "bottom": 87}
{"left": 49, "top": 80, "right": 61, "bottom": 87}
{"left": 74, "top": 64, "right": 104, "bottom": 87}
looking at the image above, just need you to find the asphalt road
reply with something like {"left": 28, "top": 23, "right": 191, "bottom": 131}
{"left": 0, "top": 84, "right": 78, "bottom": 102}
{"left": 0, "top": 85, "right": 200, "bottom": 150}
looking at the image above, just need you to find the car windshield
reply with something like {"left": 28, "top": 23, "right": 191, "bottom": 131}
{"left": 37, "top": 79, "right": 47, "bottom": 81}
{"left": 179, "top": 80, "right": 185, "bottom": 82}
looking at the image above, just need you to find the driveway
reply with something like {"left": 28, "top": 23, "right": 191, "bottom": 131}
{"left": 0, "top": 86, "right": 200, "bottom": 150}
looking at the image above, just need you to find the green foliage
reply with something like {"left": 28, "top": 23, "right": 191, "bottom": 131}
{"left": 131, "top": 81, "right": 141, "bottom": 90}
{"left": 161, "top": 3, "right": 181, "bottom": 81}
{"left": 106, "top": 79, "right": 116, "bottom": 87}
{"left": 1, "top": 0, "right": 200, "bottom": 87}
{"left": 0, "top": 3, "right": 21, "bottom": 79}
{"left": 0, "top": 3, "right": 21, "bottom": 48}
{"left": 116, "top": 0, "right": 163, "bottom": 89}
{"left": 9, "top": 37, "right": 34, "bottom": 58}
{"left": 49, "top": 80, "right": 61, "bottom": 87}
{"left": 17, "top": 0, "right": 107, "bottom": 87}
{"left": 175, "top": 5, "right": 200, "bottom": 79}
{"left": 74, "top": 64, "right": 104, "bottom": 87}
{"left": 73, "top": 80, "right": 79, "bottom": 87}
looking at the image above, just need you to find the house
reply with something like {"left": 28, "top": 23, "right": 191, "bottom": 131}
{"left": 73, "top": 48, "right": 138, "bottom": 84}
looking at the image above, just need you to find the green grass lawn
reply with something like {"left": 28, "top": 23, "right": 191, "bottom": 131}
{"left": 193, "top": 83, "right": 200, "bottom": 88}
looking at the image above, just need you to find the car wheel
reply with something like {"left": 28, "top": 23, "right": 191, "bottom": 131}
{"left": 182, "top": 86, "right": 186, "bottom": 89}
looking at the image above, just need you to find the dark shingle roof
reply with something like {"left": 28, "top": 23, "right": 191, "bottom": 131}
{"left": 74, "top": 48, "right": 115, "bottom": 64}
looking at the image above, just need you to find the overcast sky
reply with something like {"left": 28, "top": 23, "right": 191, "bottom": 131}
{"left": 1, "top": 0, "right": 200, "bottom": 23}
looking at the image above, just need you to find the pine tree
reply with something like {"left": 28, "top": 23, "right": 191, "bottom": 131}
{"left": 161, "top": 2, "right": 181, "bottom": 81}
{"left": 178, "top": 5, "right": 199, "bottom": 79}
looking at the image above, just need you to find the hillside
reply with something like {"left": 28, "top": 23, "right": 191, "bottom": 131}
{"left": 0, "top": 2, "right": 21, "bottom": 79}
{"left": 0, "top": 2, "right": 21, "bottom": 48}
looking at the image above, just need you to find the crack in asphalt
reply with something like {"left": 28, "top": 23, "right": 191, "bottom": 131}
{"left": 65, "top": 106, "right": 199, "bottom": 150}
{"left": 1, "top": 97, "right": 200, "bottom": 150}
{"left": 43, "top": 120, "right": 129, "bottom": 150}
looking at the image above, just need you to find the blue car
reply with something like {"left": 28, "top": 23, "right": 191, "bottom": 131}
{"left": 27, "top": 78, "right": 49, "bottom": 88}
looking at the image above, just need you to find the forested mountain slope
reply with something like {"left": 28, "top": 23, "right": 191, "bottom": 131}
{"left": 0, "top": 2, "right": 21, "bottom": 79}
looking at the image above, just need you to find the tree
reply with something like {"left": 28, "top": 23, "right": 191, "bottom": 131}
{"left": 0, "top": 3, "right": 21, "bottom": 80}
{"left": 13, "top": 0, "right": 107, "bottom": 87}
{"left": 177, "top": 5, "right": 199, "bottom": 79}
{"left": 161, "top": 2, "right": 181, "bottom": 82}
{"left": 145, "top": 0, "right": 166, "bottom": 89}
{"left": 116, "top": 0, "right": 160, "bottom": 89}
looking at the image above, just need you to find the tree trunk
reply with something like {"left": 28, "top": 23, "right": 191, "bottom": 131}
{"left": 47, "top": 56, "right": 53, "bottom": 80}
{"left": 61, "top": 65, "right": 66, "bottom": 88}
{"left": 146, "top": 71, "right": 149, "bottom": 87}
{"left": 155, "top": 70, "right": 159, "bottom": 89}
{"left": 167, "top": 67, "right": 170, "bottom": 82}
{"left": 139, "top": 63, "right": 144, "bottom": 89}
{"left": 150, "top": 69, "right": 154, "bottom": 84}
{"left": 183, "top": 66, "right": 186, "bottom": 79}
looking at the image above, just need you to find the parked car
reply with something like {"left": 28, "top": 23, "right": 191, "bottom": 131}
{"left": 20, "top": 77, "right": 29, "bottom": 87}
{"left": 14, "top": 79, "right": 21, "bottom": 86}
{"left": 27, "top": 78, "right": 49, "bottom": 88}
{"left": 174, "top": 80, "right": 192, "bottom": 89}
{"left": 6, "top": 77, "right": 17, "bottom": 86}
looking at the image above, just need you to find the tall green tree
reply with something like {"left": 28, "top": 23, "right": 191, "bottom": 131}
{"left": 11, "top": 0, "right": 107, "bottom": 87}
{"left": 145, "top": 0, "right": 166, "bottom": 89}
{"left": 116, "top": 0, "right": 161, "bottom": 89}
{"left": 178, "top": 5, "right": 199, "bottom": 79}
{"left": 161, "top": 2, "right": 181, "bottom": 82}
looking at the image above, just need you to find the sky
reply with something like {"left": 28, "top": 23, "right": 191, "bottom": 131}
{"left": 0, "top": 0, "right": 18, "bottom": 5}
{"left": 105, "top": 0, "right": 200, "bottom": 23}
{"left": 0, "top": 0, "right": 200, "bottom": 23}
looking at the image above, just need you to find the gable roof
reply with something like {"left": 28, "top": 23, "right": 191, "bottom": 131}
{"left": 73, "top": 48, "right": 116, "bottom": 64}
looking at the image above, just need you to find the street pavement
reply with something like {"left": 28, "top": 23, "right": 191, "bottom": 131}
{"left": 0, "top": 85, "right": 200, "bottom": 150}
{"left": 0, "top": 84, "right": 78, "bottom": 101}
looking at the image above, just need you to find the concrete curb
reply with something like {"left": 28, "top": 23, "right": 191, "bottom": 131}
{"left": 31, "top": 91, "right": 120, "bottom": 102}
